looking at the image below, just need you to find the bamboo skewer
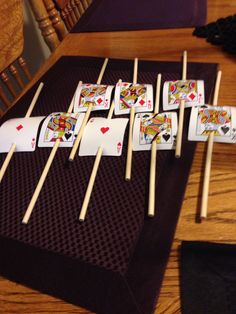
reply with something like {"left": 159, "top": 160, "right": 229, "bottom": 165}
{"left": 148, "top": 73, "right": 162, "bottom": 217}
{"left": 69, "top": 58, "right": 109, "bottom": 161}
{"left": 0, "top": 82, "right": 44, "bottom": 183}
{"left": 79, "top": 98, "right": 116, "bottom": 221}
{"left": 22, "top": 60, "right": 109, "bottom": 224}
{"left": 125, "top": 57, "right": 138, "bottom": 180}
{"left": 201, "top": 70, "right": 222, "bottom": 219}
{"left": 175, "top": 50, "right": 187, "bottom": 158}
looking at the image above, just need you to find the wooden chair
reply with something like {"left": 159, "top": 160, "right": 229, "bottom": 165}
{"left": 0, "top": 0, "right": 32, "bottom": 117}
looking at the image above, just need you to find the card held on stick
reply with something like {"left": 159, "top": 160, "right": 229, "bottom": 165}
{"left": 188, "top": 105, "right": 236, "bottom": 143}
{"left": 114, "top": 82, "right": 153, "bottom": 115}
{"left": 163, "top": 79, "right": 205, "bottom": 111}
{"left": 79, "top": 117, "right": 128, "bottom": 156}
{"left": 133, "top": 112, "right": 178, "bottom": 151}
{"left": 38, "top": 112, "right": 85, "bottom": 147}
{"left": 0, "top": 117, "right": 45, "bottom": 153}
{"left": 73, "top": 84, "right": 114, "bottom": 112}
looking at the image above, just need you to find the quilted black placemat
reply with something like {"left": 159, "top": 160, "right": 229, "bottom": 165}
{"left": 0, "top": 57, "right": 217, "bottom": 314}
{"left": 71, "top": 0, "right": 207, "bottom": 33}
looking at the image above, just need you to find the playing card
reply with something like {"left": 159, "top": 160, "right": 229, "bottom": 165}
{"left": 133, "top": 112, "right": 178, "bottom": 151}
{"left": 163, "top": 79, "right": 205, "bottom": 111}
{"left": 188, "top": 105, "right": 236, "bottom": 143}
{"left": 114, "top": 82, "right": 153, "bottom": 115}
{"left": 79, "top": 117, "right": 128, "bottom": 156}
{"left": 0, "top": 117, "right": 45, "bottom": 153}
{"left": 72, "top": 83, "right": 114, "bottom": 112}
{"left": 38, "top": 112, "right": 85, "bottom": 147}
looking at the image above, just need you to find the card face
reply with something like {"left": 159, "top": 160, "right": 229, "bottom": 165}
{"left": 133, "top": 112, "right": 178, "bottom": 151}
{"left": 0, "top": 117, "right": 45, "bottom": 153}
{"left": 163, "top": 80, "right": 205, "bottom": 111}
{"left": 79, "top": 117, "right": 128, "bottom": 156}
{"left": 114, "top": 82, "right": 153, "bottom": 115}
{"left": 188, "top": 105, "right": 236, "bottom": 143}
{"left": 38, "top": 112, "right": 85, "bottom": 147}
{"left": 73, "top": 84, "right": 114, "bottom": 112}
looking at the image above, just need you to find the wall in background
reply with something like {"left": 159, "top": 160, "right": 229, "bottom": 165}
{"left": 23, "top": 1, "right": 51, "bottom": 76}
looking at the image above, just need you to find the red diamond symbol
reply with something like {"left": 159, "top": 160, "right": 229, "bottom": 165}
{"left": 97, "top": 98, "right": 103, "bottom": 104}
{"left": 139, "top": 99, "right": 145, "bottom": 106}
{"left": 16, "top": 124, "right": 23, "bottom": 131}
{"left": 189, "top": 93, "right": 196, "bottom": 101}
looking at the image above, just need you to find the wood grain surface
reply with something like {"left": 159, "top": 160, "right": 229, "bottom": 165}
{"left": 1, "top": 0, "right": 236, "bottom": 313}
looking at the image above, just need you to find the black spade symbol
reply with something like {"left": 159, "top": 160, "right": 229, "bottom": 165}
{"left": 163, "top": 133, "right": 170, "bottom": 142}
{"left": 221, "top": 125, "right": 229, "bottom": 134}
{"left": 65, "top": 132, "right": 72, "bottom": 140}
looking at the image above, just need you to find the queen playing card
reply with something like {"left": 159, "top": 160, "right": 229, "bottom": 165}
{"left": 38, "top": 112, "right": 85, "bottom": 147}
{"left": 0, "top": 117, "right": 45, "bottom": 153}
{"left": 79, "top": 117, "right": 128, "bottom": 156}
{"left": 133, "top": 112, "right": 178, "bottom": 151}
{"left": 188, "top": 105, "right": 236, "bottom": 143}
{"left": 114, "top": 82, "right": 153, "bottom": 115}
{"left": 163, "top": 79, "right": 205, "bottom": 111}
{"left": 73, "top": 84, "right": 114, "bottom": 112}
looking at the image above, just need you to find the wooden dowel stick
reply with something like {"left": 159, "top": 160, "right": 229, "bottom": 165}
{"left": 79, "top": 96, "right": 117, "bottom": 221}
{"left": 22, "top": 139, "right": 60, "bottom": 224}
{"left": 175, "top": 51, "right": 187, "bottom": 158}
{"left": 201, "top": 70, "right": 222, "bottom": 219}
{"left": 125, "top": 58, "right": 138, "bottom": 180}
{"left": 0, "top": 82, "right": 44, "bottom": 183}
{"left": 69, "top": 58, "right": 109, "bottom": 161}
{"left": 148, "top": 73, "right": 161, "bottom": 217}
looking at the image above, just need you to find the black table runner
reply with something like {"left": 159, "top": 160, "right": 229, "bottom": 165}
{"left": 0, "top": 57, "right": 217, "bottom": 314}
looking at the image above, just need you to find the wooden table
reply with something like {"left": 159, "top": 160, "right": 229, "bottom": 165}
{"left": 1, "top": 1, "right": 236, "bottom": 313}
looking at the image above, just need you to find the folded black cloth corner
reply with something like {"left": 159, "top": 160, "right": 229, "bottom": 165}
{"left": 180, "top": 241, "right": 236, "bottom": 314}
{"left": 193, "top": 14, "right": 236, "bottom": 54}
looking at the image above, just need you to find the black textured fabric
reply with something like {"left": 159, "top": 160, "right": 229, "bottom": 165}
{"left": 193, "top": 14, "right": 236, "bottom": 54}
{"left": 181, "top": 241, "right": 236, "bottom": 314}
{"left": 0, "top": 57, "right": 217, "bottom": 314}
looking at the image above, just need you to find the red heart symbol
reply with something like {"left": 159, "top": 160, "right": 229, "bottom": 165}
{"left": 100, "top": 127, "right": 109, "bottom": 134}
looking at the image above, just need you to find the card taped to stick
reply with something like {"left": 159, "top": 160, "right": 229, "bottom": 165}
{"left": 133, "top": 112, "right": 178, "bottom": 151}
{"left": 114, "top": 82, "right": 153, "bottom": 115}
{"left": 73, "top": 84, "right": 114, "bottom": 112}
{"left": 79, "top": 117, "right": 128, "bottom": 156}
{"left": 188, "top": 105, "right": 236, "bottom": 143}
{"left": 163, "top": 80, "right": 205, "bottom": 111}
{"left": 0, "top": 117, "right": 45, "bottom": 153}
{"left": 38, "top": 112, "right": 85, "bottom": 147}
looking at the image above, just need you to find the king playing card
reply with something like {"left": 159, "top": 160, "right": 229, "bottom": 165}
{"left": 38, "top": 112, "right": 85, "bottom": 147}
{"left": 133, "top": 112, "right": 178, "bottom": 150}
{"left": 114, "top": 82, "right": 153, "bottom": 115}
{"left": 163, "top": 79, "right": 205, "bottom": 111}
{"left": 73, "top": 83, "right": 114, "bottom": 112}
{"left": 188, "top": 105, "right": 236, "bottom": 143}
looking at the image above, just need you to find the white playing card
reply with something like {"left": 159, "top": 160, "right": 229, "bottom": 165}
{"left": 73, "top": 83, "right": 114, "bottom": 112}
{"left": 79, "top": 117, "right": 128, "bottom": 156}
{"left": 133, "top": 112, "right": 178, "bottom": 151}
{"left": 163, "top": 79, "right": 205, "bottom": 111}
{"left": 0, "top": 117, "right": 45, "bottom": 153}
{"left": 114, "top": 82, "right": 153, "bottom": 115}
{"left": 188, "top": 105, "right": 236, "bottom": 143}
{"left": 38, "top": 112, "right": 85, "bottom": 147}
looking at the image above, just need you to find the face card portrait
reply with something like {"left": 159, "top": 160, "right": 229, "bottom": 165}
{"left": 133, "top": 112, "right": 178, "bottom": 151}
{"left": 188, "top": 105, "right": 236, "bottom": 143}
{"left": 114, "top": 82, "right": 153, "bottom": 115}
{"left": 163, "top": 79, "right": 205, "bottom": 111}
{"left": 0, "top": 117, "right": 45, "bottom": 153}
{"left": 38, "top": 112, "right": 85, "bottom": 147}
{"left": 73, "top": 83, "right": 114, "bottom": 112}
{"left": 79, "top": 117, "right": 128, "bottom": 156}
